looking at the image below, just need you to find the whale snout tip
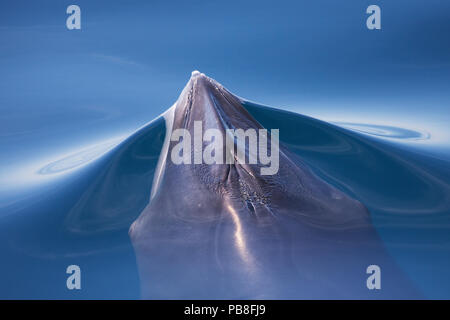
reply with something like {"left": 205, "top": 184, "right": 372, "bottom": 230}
{"left": 191, "top": 70, "right": 206, "bottom": 79}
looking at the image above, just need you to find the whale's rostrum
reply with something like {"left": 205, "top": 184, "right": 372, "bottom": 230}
{"left": 129, "top": 72, "right": 419, "bottom": 299}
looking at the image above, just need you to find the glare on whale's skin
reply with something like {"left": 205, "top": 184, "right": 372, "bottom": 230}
{"left": 129, "top": 72, "right": 419, "bottom": 299}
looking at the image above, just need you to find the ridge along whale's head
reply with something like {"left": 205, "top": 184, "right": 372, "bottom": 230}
{"left": 142, "top": 70, "right": 368, "bottom": 227}
{"left": 128, "top": 72, "right": 418, "bottom": 299}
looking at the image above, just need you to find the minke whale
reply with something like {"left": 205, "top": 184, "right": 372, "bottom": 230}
{"left": 129, "top": 71, "right": 420, "bottom": 299}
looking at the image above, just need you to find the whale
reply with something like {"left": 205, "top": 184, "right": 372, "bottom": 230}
{"left": 129, "top": 71, "right": 420, "bottom": 299}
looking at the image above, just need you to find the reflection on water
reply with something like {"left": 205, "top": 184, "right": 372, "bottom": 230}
{"left": 333, "top": 122, "right": 430, "bottom": 141}
{"left": 0, "top": 102, "right": 449, "bottom": 298}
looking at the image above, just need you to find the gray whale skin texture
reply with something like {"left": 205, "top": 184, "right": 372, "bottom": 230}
{"left": 129, "top": 71, "right": 419, "bottom": 299}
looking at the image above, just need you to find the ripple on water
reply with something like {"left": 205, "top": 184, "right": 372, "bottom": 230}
{"left": 334, "top": 122, "right": 430, "bottom": 141}
{"left": 38, "top": 139, "right": 120, "bottom": 175}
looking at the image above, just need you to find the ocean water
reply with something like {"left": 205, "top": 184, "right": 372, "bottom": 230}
{"left": 1, "top": 0, "right": 450, "bottom": 300}
{"left": 0, "top": 100, "right": 449, "bottom": 299}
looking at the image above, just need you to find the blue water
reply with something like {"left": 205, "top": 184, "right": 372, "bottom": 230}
{"left": 1, "top": 0, "right": 450, "bottom": 299}
{"left": 0, "top": 100, "right": 449, "bottom": 298}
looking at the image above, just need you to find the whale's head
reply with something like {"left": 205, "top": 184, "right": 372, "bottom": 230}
{"left": 138, "top": 71, "right": 369, "bottom": 228}
{"left": 128, "top": 72, "right": 411, "bottom": 299}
